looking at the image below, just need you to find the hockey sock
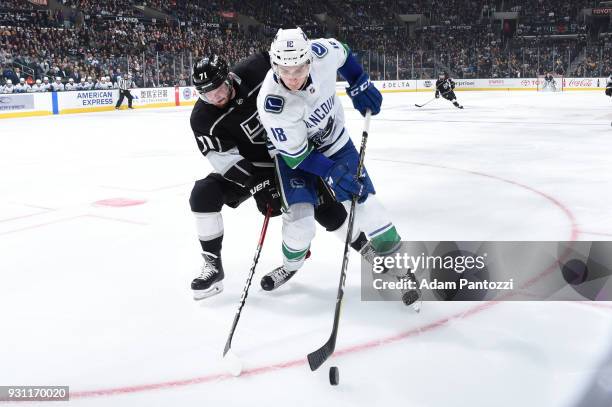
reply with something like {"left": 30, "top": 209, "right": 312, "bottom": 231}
{"left": 282, "top": 203, "right": 316, "bottom": 272}
{"left": 193, "top": 211, "right": 224, "bottom": 252}
{"left": 368, "top": 223, "right": 401, "bottom": 255}
{"left": 201, "top": 235, "right": 222, "bottom": 254}
{"left": 282, "top": 242, "right": 311, "bottom": 271}
{"left": 350, "top": 232, "right": 368, "bottom": 252}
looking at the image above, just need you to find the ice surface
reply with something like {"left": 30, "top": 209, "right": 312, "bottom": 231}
{"left": 1, "top": 91, "right": 611, "bottom": 406}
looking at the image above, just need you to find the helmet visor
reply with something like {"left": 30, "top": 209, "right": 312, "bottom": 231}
{"left": 275, "top": 62, "right": 310, "bottom": 80}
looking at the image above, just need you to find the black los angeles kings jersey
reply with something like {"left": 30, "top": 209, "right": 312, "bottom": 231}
{"left": 190, "top": 52, "right": 273, "bottom": 187}
{"left": 435, "top": 78, "right": 455, "bottom": 94}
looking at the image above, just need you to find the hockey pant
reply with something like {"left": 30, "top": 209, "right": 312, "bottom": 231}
{"left": 281, "top": 197, "right": 400, "bottom": 272}
{"left": 190, "top": 172, "right": 349, "bottom": 255}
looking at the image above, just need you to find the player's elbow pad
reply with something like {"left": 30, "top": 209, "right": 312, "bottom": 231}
{"left": 223, "top": 159, "right": 255, "bottom": 187}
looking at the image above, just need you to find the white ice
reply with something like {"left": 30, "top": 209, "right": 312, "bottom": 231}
{"left": 1, "top": 91, "right": 611, "bottom": 407}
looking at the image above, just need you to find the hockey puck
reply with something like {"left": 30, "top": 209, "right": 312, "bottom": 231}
{"left": 329, "top": 366, "right": 339, "bottom": 386}
{"left": 402, "top": 290, "right": 420, "bottom": 306}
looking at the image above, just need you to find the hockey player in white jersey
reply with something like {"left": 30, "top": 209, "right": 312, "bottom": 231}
{"left": 83, "top": 77, "right": 94, "bottom": 90}
{"left": 605, "top": 74, "right": 612, "bottom": 98}
{"left": 14, "top": 78, "right": 30, "bottom": 93}
{"left": 41, "top": 77, "right": 52, "bottom": 92}
{"left": 65, "top": 78, "right": 78, "bottom": 91}
{"left": 256, "top": 28, "right": 419, "bottom": 305}
{"left": 31, "top": 79, "right": 45, "bottom": 92}
{"left": 2, "top": 79, "right": 14, "bottom": 93}
{"left": 51, "top": 77, "right": 65, "bottom": 92}
{"left": 95, "top": 76, "right": 113, "bottom": 90}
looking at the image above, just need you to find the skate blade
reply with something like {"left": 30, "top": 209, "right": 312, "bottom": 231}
{"left": 193, "top": 281, "right": 223, "bottom": 300}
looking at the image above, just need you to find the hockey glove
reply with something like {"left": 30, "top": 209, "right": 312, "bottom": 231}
{"left": 606, "top": 87, "right": 612, "bottom": 97}
{"left": 435, "top": 91, "right": 440, "bottom": 98}
{"left": 248, "top": 172, "right": 282, "bottom": 217}
{"left": 325, "top": 160, "right": 368, "bottom": 203}
{"left": 346, "top": 73, "right": 382, "bottom": 116}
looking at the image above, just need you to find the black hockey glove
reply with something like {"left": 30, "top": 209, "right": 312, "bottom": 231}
{"left": 606, "top": 87, "right": 612, "bottom": 97}
{"left": 435, "top": 91, "right": 440, "bottom": 98}
{"left": 248, "top": 172, "right": 282, "bottom": 217}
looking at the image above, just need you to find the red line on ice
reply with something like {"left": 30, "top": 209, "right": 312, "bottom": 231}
{"left": 69, "top": 162, "right": 581, "bottom": 399}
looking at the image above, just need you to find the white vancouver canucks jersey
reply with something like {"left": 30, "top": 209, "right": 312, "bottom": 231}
{"left": 257, "top": 38, "right": 350, "bottom": 169}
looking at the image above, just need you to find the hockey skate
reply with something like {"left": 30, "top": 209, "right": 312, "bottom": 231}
{"left": 397, "top": 270, "right": 422, "bottom": 312}
{"left": 260, "top": 266, "right": 297, "bottom": 291}
{"left": 359, "top": 241, "right": 390, "bottom": 274}
{"left": 191, "top": 251, "right": 224, "bottom": 300}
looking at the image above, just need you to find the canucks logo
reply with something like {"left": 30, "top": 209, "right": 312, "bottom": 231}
{"left": 310, "top": 116, "right": 335, "bottom": 147}
{"left": 264, "top": 95, "right": 284, "bottom": 113}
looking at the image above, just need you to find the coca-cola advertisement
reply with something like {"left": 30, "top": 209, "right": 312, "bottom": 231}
{"left": 566, "top": 78, "right": 595, "bottom": 88}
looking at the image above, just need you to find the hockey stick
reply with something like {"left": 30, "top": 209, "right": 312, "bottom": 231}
{"left": 307, "top": 109, "right": 372, "bottom": 371}
{"left": 223, "top": 206, "right": 272, "bottom": 357}
{"left": 414, "top": 90, "right": 452, "bottom": 108}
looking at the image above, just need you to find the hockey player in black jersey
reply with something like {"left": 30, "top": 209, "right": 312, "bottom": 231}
{"left": 435, "top": 72, "right": 463, "bottom": 109}
{"left": 605, "top": 73, "right": 612, "bottom": 98}
{"left": 188, "top": 53, "right": 380, "bottom": 299}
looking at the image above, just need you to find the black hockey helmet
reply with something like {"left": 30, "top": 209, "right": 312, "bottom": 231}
{"left": 192, "top": 55, "right": 229, "bottom": 95}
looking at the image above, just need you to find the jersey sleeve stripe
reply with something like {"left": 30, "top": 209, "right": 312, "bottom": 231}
{"left": 280, "top": 144, "right": 314, "bottom": 169}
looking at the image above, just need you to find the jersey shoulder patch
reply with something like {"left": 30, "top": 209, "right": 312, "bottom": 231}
{"left": 264, "top": 95, "right": 284, "bottom": 114}
{"left": 311, "top": 42, "right": 328, "bottom": 58}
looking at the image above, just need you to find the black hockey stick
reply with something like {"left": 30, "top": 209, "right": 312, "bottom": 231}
{"left": 307, "top": 110, "right": 372, "bottom": 371}
{"left": 414, "top": 90, "right": 452, "bottom": 108}
{"left": 223, "top": 206, "right": 272, "bottom": 356}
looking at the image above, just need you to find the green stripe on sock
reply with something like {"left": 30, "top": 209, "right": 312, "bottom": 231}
{"left": 282, "top": 243, "right": 310, "bottom": 261}
{"left": 370, "top": 226, "right": 401, "bottom": 255}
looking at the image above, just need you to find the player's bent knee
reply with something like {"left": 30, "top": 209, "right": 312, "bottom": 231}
{"left": 190, "top": 177, "right": 224, "bottom": 213}
{"left": 283, "top": 203, "right": 316, "bottom": 248}
{"left": 314, "top": 201, "right": 347, "bottom": 232}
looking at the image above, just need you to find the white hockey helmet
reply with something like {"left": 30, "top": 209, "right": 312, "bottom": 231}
{"left": 55, "top": 77, "right": 61, "bottom": 82}
{"left": 43, "top": 76, "right": 49, "bottom": 82}
{"left": 6, "top": 79, "right": 12, "bottom": 85}
{"left": 19, "top": 78, "right": 25, "bottom": 83}
{"left": 81, "top": 78, "right": 85, "bottom": 82}
{"left": 105, "top": 76, "right": 110, "bottom": 81}
{"left": 87, "top": 76, "right": 92, "bottom": 81}
{"left": 36, "top": 79, "right": 41, "bottom": 84}
{"left": 69, "top": 78, "right": 74, "bottom": 82}
{"left": 269, "top": 28, "right": 312, "bottom": 74}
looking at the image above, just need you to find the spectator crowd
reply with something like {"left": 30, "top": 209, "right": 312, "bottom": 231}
{"left": 2, "top": 0, "right": 611, "bottom": 92}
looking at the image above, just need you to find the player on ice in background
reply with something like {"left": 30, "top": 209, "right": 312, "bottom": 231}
{"left": 256, "top": 28, "right": 420, "bottom": 305}
{"left": 542, "top": 73, "right": 557, "bottom": 91}
{"left": 605, "top": 74, "right": 612, "bottom": 97}
{"left": 435, "top": 72, "right": 463, "bottom": 109}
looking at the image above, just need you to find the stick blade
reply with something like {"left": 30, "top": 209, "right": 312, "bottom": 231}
{"left": 307, "top": 337, "right": 335, "bottom": 371}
